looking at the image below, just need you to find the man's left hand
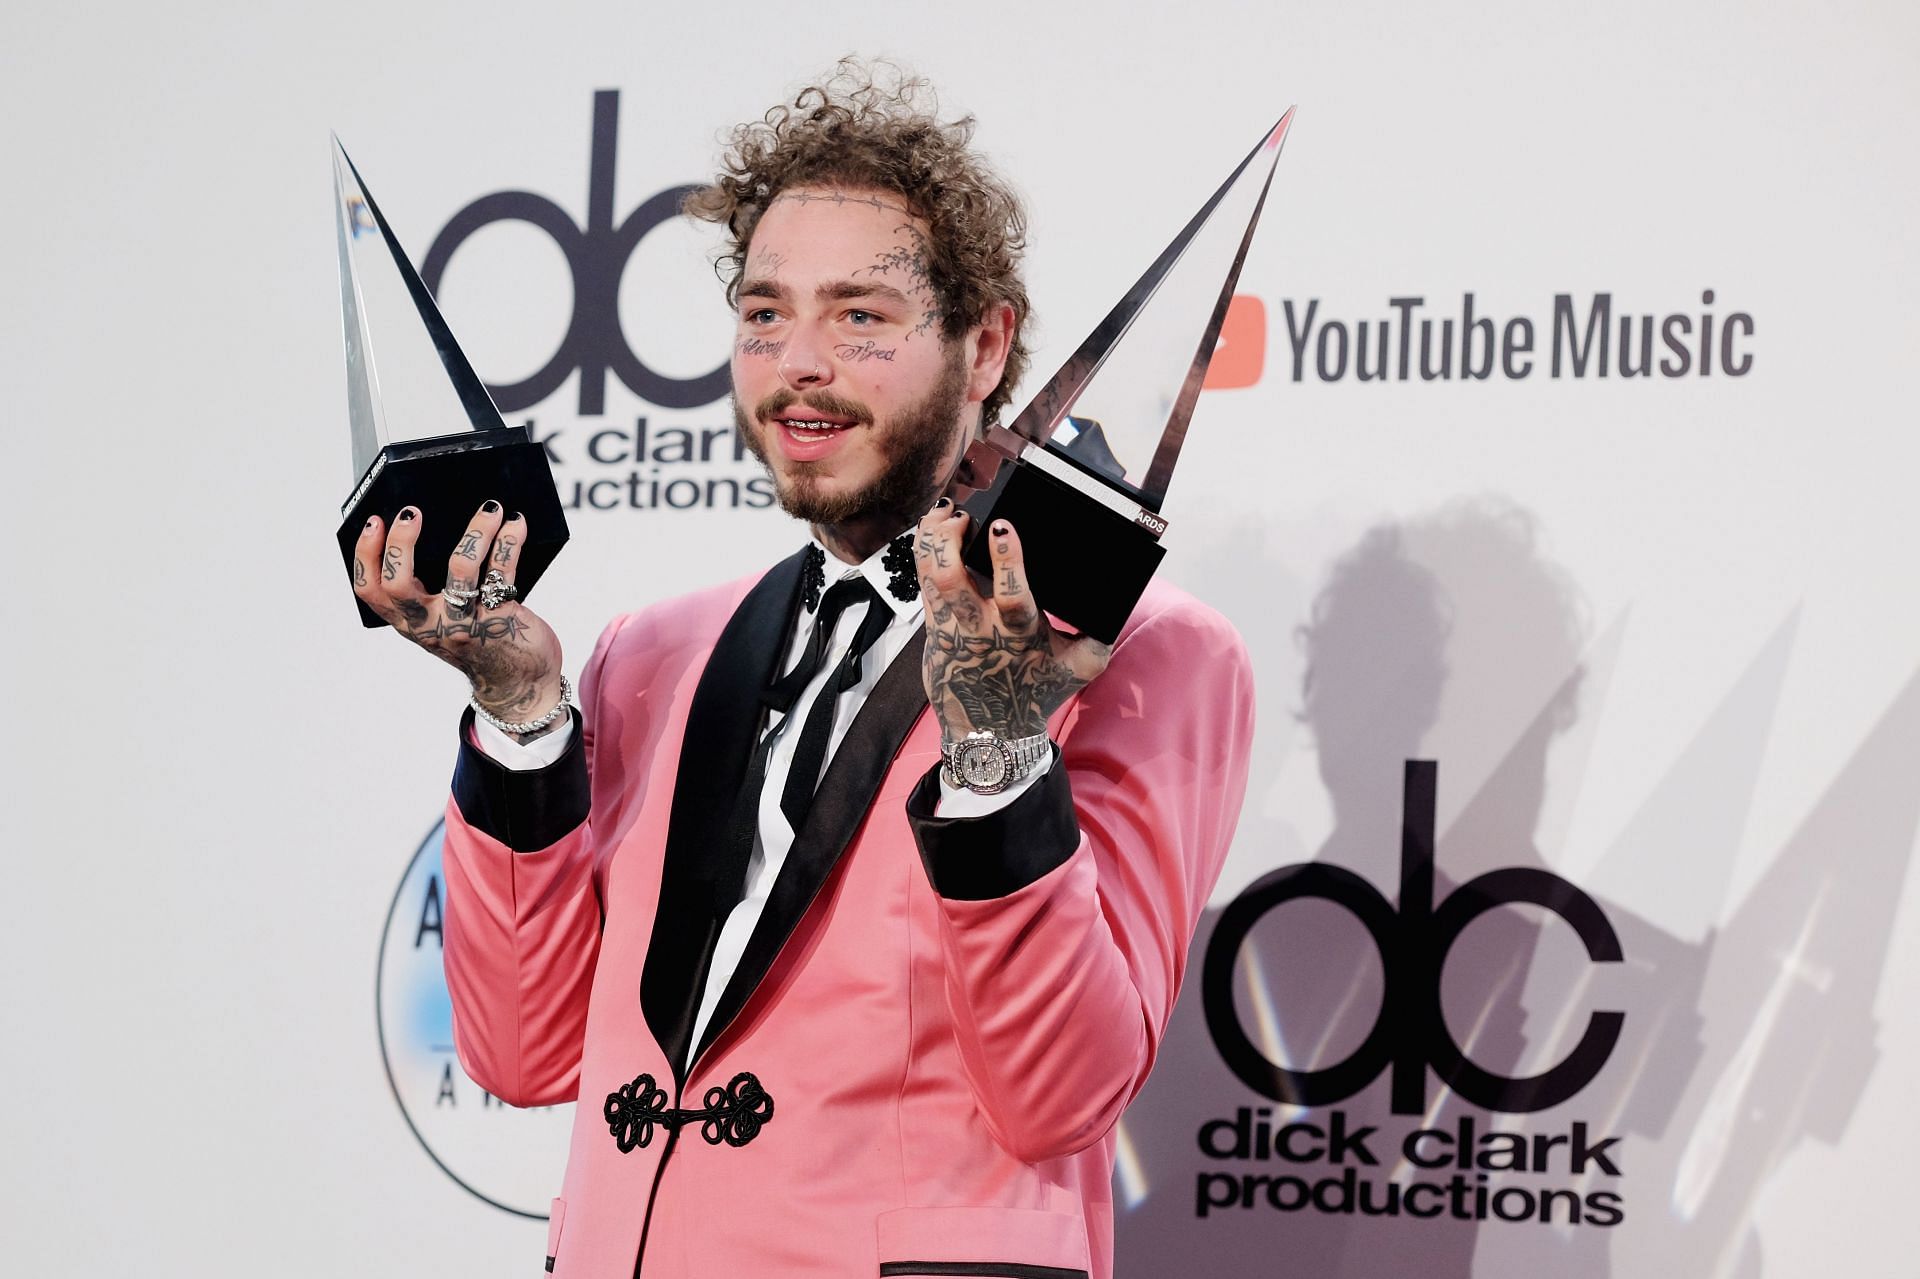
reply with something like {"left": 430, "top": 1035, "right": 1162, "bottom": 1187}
{"left": 913, "top": 501, "right": 1112, "bottom": 743}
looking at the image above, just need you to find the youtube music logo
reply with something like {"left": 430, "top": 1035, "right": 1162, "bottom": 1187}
{"left": 1205, "top": 295, "right": 1267, "bottom": 390}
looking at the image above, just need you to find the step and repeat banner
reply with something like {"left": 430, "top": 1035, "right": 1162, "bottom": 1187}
{"left": 8, "top": 2, "right": 1918, "bottom": 1275}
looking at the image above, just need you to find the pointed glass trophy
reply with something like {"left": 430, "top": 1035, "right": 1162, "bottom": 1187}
{"left": 332, "top": 137, "right": 568, "bottom": 628}
{"left": 949, "top": 110, "right": 1294, "bottom": 643}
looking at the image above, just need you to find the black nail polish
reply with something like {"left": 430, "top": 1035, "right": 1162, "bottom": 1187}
{"left": 934, "top": 497, "right": 951, "bottom": 509}
{"left": 992, "top": 521, "right": 1010, "bottom": 535}
{"left": 509, "top": 511, "right": 524, "bottom": 523}
{"left": 482, "top": 500, "right": 500, "bottom": 513}
{"left": 363, "top": 517, "right": 375, "bottom": 529}
{"left": 398, "top": 509, "right": 416, "bottom": 522}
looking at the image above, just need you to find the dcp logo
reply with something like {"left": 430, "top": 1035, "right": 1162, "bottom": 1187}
{"left": 421, "top": 89, "right": 731, "bottom": 416}
{"left": 1203, "top": 760, "right": 1625, "bottom": 1114}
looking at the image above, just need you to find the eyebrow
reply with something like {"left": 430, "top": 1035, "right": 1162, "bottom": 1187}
{"left": 816, "top": 280, "right": 912, "bottom": 307}
{"left": 738, "top": 276, "right": 788, "bottom": 302}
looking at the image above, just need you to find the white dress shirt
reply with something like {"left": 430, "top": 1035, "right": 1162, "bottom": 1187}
{"left": 472, "top": 534, "right": 1045, "bottom": 1068}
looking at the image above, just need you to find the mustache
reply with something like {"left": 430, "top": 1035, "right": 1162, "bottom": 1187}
{"left": 754, "top": 388, "right": 874, "bottom": 427}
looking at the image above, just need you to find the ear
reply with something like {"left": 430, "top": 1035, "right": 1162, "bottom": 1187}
{"left": 961, "top": 302, "right": 1017, "bottom": 408}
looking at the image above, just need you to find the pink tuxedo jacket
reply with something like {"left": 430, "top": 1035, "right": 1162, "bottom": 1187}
{"left": 441, "top": 550, "right": 1254, "bottom": 1278}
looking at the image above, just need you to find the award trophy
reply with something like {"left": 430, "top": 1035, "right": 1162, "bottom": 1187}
{"left": 332, "top": 139, "right": 568, "bottom": 628}
{"left": 949, "top": 111, "right": 1294, "bottom": 643}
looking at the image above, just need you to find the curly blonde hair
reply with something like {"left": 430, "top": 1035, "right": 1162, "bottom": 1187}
{"left": 685, "top": 59, "right": 1031, "bottom": 425}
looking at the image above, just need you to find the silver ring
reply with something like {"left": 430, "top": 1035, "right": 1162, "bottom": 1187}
{"left": 442, "top": 584, "right": 478, "bottom": 606}
{"left": 479, "top": 569, "right": 519, "bottom": 609}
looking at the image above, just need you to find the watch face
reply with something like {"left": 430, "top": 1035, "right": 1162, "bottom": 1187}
{"left": 956, "top": 739, "right": 1011, "bottom": 790}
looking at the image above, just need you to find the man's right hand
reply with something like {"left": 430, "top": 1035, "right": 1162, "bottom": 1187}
{"left": 351, "top": 499, "right": 566, "bottom": 736}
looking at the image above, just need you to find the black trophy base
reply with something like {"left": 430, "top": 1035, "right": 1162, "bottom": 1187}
{"left": 337, "top": 426, "right": 569, "bottom": 629}
{"left": 958, "top": 454, "right": 1165, "bottom": 645}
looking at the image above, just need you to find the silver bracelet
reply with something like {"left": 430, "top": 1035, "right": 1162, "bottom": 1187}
{"left": 471, "top": 675, "right": 573, "bottom": 737}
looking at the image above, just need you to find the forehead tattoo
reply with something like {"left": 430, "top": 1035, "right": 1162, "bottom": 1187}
{"left": 768, "top": 189, "right": 916, "bottom": 218}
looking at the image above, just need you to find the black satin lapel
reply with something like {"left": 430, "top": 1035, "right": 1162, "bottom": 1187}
{"left": 641, "top": 549, "right": 810, "bottom": 1085}
{"left": 691, "top": 629, "right": 929, "bottom": 1069}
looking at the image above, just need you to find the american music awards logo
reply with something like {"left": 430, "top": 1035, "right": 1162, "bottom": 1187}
{"left": 375, "top": 820, "right": 572, "bottom": 1219}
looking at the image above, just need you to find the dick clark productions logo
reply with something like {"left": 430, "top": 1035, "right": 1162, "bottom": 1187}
{"left": 1203, "top": 760, "right": 1626, "bottom": 1115}
{"left": 420, "top": 89, "right": 730, "bottom": 417}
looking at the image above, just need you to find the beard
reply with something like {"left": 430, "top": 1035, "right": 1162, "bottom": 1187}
{"left": 734, "top": 344, "right": 970, "bottom": 530}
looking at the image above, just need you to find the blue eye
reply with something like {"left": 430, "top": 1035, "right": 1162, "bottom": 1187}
{"left": 847, "top": 310, "right": 876, "bottom": 325}
{"left": 744, "top": 307, "right": 780, "bottom": 324}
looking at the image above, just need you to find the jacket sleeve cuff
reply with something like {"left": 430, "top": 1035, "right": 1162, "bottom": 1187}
{"left": 907, "top": 756, "right": 1081, "bottom": 900}
{"left": 451, "top": 707, "right": 589, "bottom": 852}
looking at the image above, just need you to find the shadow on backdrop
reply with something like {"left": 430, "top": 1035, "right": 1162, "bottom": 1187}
{"left": 1115, "top": 497, "right": 1919, "bottom": 1277}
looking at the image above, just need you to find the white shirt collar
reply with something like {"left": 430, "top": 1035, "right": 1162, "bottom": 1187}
{"left": 808, "top": 530, "right": 922, "bottom": 623}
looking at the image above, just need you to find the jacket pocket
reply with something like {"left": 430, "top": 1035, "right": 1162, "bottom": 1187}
{"left": 544, "top": 1198, "right": 566, "bottom": 1273}
{"left": 879, "top": 1265, "right": 1088, "bottom": 1279}
{"left": 876, "top": 1206, "right": 1090, "bottom": 1279}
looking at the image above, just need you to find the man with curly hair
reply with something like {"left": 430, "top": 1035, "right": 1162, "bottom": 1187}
{"left": 352, "top": 61, "right": 1252, "bottom": 1278}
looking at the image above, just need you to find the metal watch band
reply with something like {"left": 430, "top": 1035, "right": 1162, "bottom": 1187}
{"left": 941, "top": 730, "right": 1053, "bottom": 795}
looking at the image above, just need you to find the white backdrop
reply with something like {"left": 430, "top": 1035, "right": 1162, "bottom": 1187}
{"left": 6, "top": 2, "right": 1919, "bottom": 1275}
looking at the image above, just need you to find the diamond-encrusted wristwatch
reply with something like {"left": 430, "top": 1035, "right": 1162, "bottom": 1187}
{"left": 941, "top": 730, "right": 1053, "bottom": 796}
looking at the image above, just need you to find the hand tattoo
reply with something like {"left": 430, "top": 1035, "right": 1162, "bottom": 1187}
{"left": 455, "top": 530, "right": 483, "bottom": 560}
{"left": 382, "top": 546, "right": 401, "bottom": 582}
{"left": 492, "top": 536, "right": 516, "bottom": 567}
{"left": 406, "top": 612, "right": 528, "bottom": 648}
{"left": 924, "top": 624, "right": 1099, "bottom": 739}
